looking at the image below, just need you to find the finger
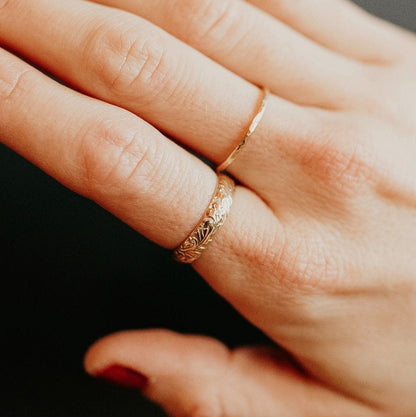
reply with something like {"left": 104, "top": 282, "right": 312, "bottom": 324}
{"left": 0, "top": 45, "right": 223, "bottom": 249}
{"left": 0, "top": 0, "right": 369, "bottom": 121}
{"left": 0, "top": 0, "right": 259, "bottom": 168}
{"left": 0, "top": 0, "right": 381, "bottom": 212}
{"left": 84, "top": 329, "right": 379, "bottom": 417}
{"left": 84, "top": 0, "right": 368, "bottom": 109}
{"left": 0, "top": 0, "right": 334, "bottom": 199}
{"left": 246, "top": 0, "right": 416, "bottom": 65}
{"left": 0, "top": 46, "right": 289, "bottom": 334}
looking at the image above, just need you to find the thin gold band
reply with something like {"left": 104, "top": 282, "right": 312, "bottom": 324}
{"left": 217, "top": 86, "right": 270, "bottom": 173}
{"left": 173, "top": 174, "right": 235, "bottom": 264}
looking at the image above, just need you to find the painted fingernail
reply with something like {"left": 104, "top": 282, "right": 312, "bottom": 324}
{"left": 94, "top": 364, "right": 148, "bottom": 391}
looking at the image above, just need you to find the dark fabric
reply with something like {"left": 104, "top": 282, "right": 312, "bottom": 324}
{"left": 2, "top": 1, "right": 415, "bottom": 416}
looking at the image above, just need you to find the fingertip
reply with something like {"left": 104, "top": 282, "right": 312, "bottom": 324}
{"left": 93, "top": 364, "right": 149, "bottom": 392}
{"left": 83, "top": 330, "right": 135, "bottom": 375}
{"left": 83, "top": 328, "right": 182, "bottom": 375}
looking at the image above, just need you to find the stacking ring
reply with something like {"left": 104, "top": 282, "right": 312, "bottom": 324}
{"left": 173, "top": 174, "right": 235, "bottom": 263}
{"left": 217, "top": 86, "right": 270, "bottom": 173}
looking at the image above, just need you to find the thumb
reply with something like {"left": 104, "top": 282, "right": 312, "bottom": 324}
{"left": 84, "top": 329, "right": 377, "bottom": 417}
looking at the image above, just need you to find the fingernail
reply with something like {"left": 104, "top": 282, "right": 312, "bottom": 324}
{"left": 94, "top": 364, "right": 148, "bottom": 391}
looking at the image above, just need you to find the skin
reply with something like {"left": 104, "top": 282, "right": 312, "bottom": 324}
{"left": 1, "top": 0, "right": 416, "bottom": 415}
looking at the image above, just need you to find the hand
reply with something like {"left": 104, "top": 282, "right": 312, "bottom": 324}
{"left": 1, "top": 0, "right": 416, "bottom": 416}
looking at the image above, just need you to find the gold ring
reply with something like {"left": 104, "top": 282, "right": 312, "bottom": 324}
{"left": 173, "top": 174, "right": 235, "bottom": 264}
{"left": 217, "top": 86, "right": 270, "bottom": 173}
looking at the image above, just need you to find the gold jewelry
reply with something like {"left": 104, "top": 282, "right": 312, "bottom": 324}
{"left": 217, "top": 86, "right": 270, "bottom": 173}
{"left": 173, "top": 174, "right": 235, "bottom": 263}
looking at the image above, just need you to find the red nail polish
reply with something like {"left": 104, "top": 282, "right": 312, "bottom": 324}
{"left": 94, "top": 364, "right": 148, "bottom": 391}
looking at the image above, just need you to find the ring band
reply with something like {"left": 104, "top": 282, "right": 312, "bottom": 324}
{"left": 173, "top": 174, "right": 235, "bottom": 264}
{"left": 217, "top": 86, "right": 270, "bottom": 173}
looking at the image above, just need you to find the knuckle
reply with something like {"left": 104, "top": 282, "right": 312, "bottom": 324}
{"left": 295, "top": 116, "right": 376, "bottom": 196}
{"left": 0, "top": 0, "right": 11, "bottom": 10}
{"left": 229, "top": 212, "right": 306, "bottom": 290}
{"left": 0, "top": 67, "right": 32, "bottom": 103}
{"left": 77, "top": 119, "right": 159, "bottom": 199}
{"left": 311, "top": 143, "right": 370, "bottom": 191}
{"left": 84, "top": 20, "right": 171, "bottom": 99}
{"left": 282, "top": 235, "right": 342, "bottom": 290}
{"left": 240, "top": 220, "right": 342, "bottom": 292}
{"left": 181, "top": 0, "right": 237, "bottom": 46}
{"left": 242, "top": 227, "right": 285, "bottom": 282}
{"left": 260, "top": 232, "right": 343, "bottom": 295}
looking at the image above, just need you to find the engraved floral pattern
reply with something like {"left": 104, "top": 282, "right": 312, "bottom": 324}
{"left": 173, "top": 175, "right": 235, "bottom": 263}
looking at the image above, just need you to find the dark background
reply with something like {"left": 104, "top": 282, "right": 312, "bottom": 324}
{"left": 2, "top": 1, "right": 415, "bottom": 416}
